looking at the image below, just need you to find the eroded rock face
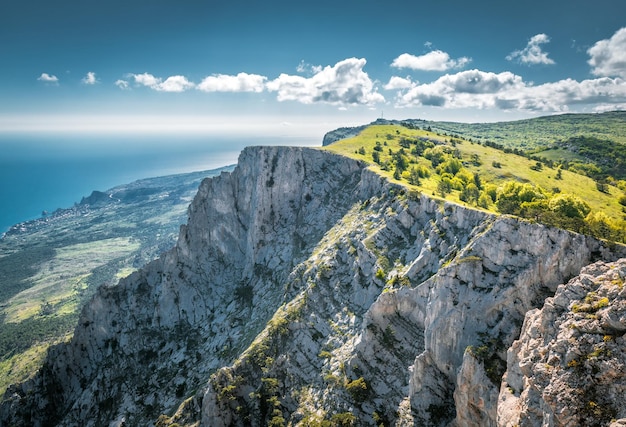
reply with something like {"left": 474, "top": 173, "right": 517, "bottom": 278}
{"left": 0, "top": 147, "right": 366, "bottom": 426}
{"left": 1, "top": 146, "right": 625, "bottom": 427}
{"left": 498, "top": 259, "right": 626, "bottom": 427}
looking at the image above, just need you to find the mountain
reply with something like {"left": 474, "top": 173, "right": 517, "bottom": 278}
{"left": 0, "top": 166, "right": 233, "bottom": 395}
{"left": 2, "top": 140, "right": 626, "bottom": 426}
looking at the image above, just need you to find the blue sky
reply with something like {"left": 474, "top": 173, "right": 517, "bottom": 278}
{"left": 1, "top": 0, "right": 626, "bottom": 136}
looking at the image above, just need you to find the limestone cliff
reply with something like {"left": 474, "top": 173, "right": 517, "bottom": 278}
{"left": 1, "top": 146, "right": 625, "bottom": 426}
{"left": 498, "top": 259, "right": 626, "bottom": 426}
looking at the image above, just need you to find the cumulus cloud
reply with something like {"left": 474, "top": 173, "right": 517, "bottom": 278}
{"left": 393, "top": 68, "right": 626, "bottom": 112}
{"left": 82, "top": 71, "right": 98, "bottom": 85}
{"left": 37, "top": 73, "right": 59, "bottom": 84}
{"left": 397, "top": 69, "right": 524, "bottom": 108}
{"left": 588, "top": 27, "right": 626, "bottom": 78}
{"left": 132, "top": 72, "right": 161, "bottom": 88}
{"left": 129, "top": 73, "right": 194, "bottom": 92}
{"left": 391, "top": 50, "right": 471, "bottom": 72}
{"left": 266, "top": 57, "right": 384, "bottom": 106}
{"left": 384, "top": 76, "right": 415, "bottom": 90}
{"left": 507, "top": 34, "right": 555, "bottom": 65}
{"left": 197, "top": 72, "right": 266, "bottom": 92}
{"left": 158, "top": 75, "right": 195, "bottom": 92}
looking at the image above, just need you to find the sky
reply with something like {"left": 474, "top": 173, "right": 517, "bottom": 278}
{"left": 1, "top": 0, "right": 626, "bottom": 136}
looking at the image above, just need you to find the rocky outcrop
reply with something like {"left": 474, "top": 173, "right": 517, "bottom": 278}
{"left": 2, "top": 146, "right": 625, "bottom": 426}
{"left": 498, "top": 259, "right": 626, "bottom": 427}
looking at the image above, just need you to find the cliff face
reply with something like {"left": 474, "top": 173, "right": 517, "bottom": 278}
{"left": 2, "top": 146, "right": 625, "bottom": 427}
{"left": 498, "top": 259, "right": 626, "bottom": 426}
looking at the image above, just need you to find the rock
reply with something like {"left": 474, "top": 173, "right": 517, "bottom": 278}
{"left": 499, "top": 259, "right": 626, "bottom": 426}
{"left": 2, "top": 146, "right": 625, "bottom": 427}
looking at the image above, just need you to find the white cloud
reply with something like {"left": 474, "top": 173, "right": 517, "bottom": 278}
{"left": 507, "top": 33, "right": 555, "bottom": 65}
{"left": 296, "top": 60, "right": 322, "bottom": 75}
{"left": 588, "top": 27, "right": 626, "bottom": 78}
{"left": 384, "top": 76, "right": 415, "bottom": 90}
{"left": 593, "top": 103, "right": 626, "bottom": 113}
{"left": 197, "top": 72, "right": 266, "bottom": 92}
{"left": 391, "top": 50, "right": 471, "bottom": 72}
{"left": 394, "top": 68, "right": 626, "bottom": 112}
{"left": 115, "top": 79, "right": 130, "bottom": 90}
{"left": 129, "top": 73, "right": 194, "bottom": 92}
{"left": 82, "top": 71, "right": 98, "bottom": 85}
{"left": 266, "top": 57, "right": 384, "bottom": 106}
{"left": 37, "top": 73, "right": 59, "bottom": 84}
{"left": 132, "top": 72, "right": 161, "bottom": 88}
{"left": 397, "top": 69, "right": 524, "bottom": 108}
{"left": 158, "top": 75, "right": 195, "bottom": 92}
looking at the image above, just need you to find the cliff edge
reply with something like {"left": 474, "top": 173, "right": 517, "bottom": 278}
{"left": 2, "top": 146, "right": 625, "bottom": 426}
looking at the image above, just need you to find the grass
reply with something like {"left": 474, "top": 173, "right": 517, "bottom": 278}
{"left": 322, "top": 124, "right": 625, "bottom": 223}
{"left": 425, "top": 111, "right": 626, "bottom": 150}
{"left": 4, "top": 237, "right": 140, "bottom": 323}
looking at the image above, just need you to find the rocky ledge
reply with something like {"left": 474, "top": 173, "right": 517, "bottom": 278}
{"left": 499, "top": 258, "right": 626, "bottom": 426}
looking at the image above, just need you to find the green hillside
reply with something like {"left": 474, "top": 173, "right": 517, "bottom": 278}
{"left": 323, "top": 123, "right": 626, "bottom": 243}
{"left": 420, "top": 111, "right": 626, "bottom": 151}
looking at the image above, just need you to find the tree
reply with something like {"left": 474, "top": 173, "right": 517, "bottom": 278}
{"left": 407, "top": 166, "right": 421, "bottom": 185}
{"left": 393, "top": 150, "right": 409, "bottom": 173}
{"left": 548, "top": 194, "right": 591, "bottom": 219}
{"left": 596, "top": 181, "right": 610, "bottom": 193}
{"left": 555, "top": 167, "right": 563, "bottom": 180}
{"left": 586, "top": 211, "right": 621, "bottom": 241}
{"left": 437, "top": 158, "right": 462, "bottom": 176}
{"left": 473, "top": 173, "right": 482, "bottom": 190}
{"left": 459, "top": 183, "right": 480, "bottom": 204}
{"left": 477, "top": 192, "right": 492, "bottom": 209}
{"left": 437, "top": 177, "right": 453, "bottom": 197}
{"left": 496, "top": 181, "right": 546, "bottom": 215}
{"left": 372, "top": 151, "right": 380, "bottom": 164}
{"left": 393, "top": 166, "right": 402, "bottom": 180}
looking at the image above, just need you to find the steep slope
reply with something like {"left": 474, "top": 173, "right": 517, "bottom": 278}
{"left": 2, "top": 146, "right": 625, "bottom": 426}
{"left": 499, "top": 259, "right": 626, "bottom": 426}
{"left": 1, "top": 146, "right": 366, "bottom": 426}
{"left": 0, "top": 167, "right": 231, "bottom": 397}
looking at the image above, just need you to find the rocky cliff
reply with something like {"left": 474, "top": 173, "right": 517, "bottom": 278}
{"left": 498, "top": 258, "right": 626, "bottom": 426}
{"left": 2, "top": 146, "right": 625, "bottom": 426}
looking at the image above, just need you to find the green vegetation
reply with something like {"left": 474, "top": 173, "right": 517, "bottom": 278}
{"left": 345, "top": 377, "right": 369, "bottom": 403}
{"left": 466, "top": 335, "right": 507, "bottom": 386}
{"left": 0, "top": 167, "right": 227, "bottom": 395}
{"left": 422, "top": 111, "right": 626, "bottom": 150}
{"left": 323, "top": 122, "right": 626, "bottom": 244}
{"left": 571, "top": 292, "right": 610, "bottom": 314}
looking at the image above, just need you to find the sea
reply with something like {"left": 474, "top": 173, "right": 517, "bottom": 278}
{"left": 0, "top": 132, "right": 320, "bottom": 233}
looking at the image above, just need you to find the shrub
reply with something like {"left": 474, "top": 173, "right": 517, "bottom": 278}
{"left": 345, "top": 377, "right": 368, "bottom": 402}
{"left": 330, "top": 412, "right": 356, "bottom": 426}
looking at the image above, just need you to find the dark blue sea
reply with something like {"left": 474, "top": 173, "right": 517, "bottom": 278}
{"left": 0, "top": 132, "right": 320, "bottom": 233}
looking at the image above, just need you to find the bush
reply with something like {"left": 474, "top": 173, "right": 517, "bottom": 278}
{"left": 548, "top": 194, "right": 591, "bottom": 219}
{"left": 345, "top": 377, "right": 368, "bottom": 402}
{"left": 330, "top": 412, "right": 356, "bottom": 426}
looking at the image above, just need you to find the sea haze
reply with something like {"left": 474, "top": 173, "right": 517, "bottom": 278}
{"left": 0, "top": 132, "right": 319, "bottom": 232}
